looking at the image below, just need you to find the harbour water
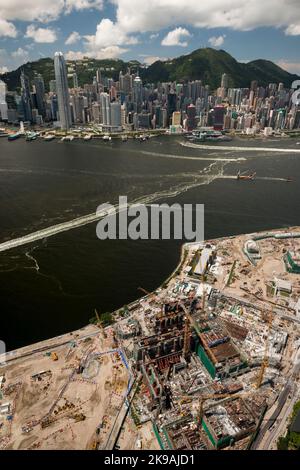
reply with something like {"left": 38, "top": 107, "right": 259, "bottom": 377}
{"left": 1, "top": 135, "right": 300, "bottom": 350}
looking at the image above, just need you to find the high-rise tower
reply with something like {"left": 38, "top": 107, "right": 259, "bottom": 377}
{"left": 54, "top": 52, "right": 72, "bottom": 130}
{"left": 0, "top": 80, "right": 8, "bottom": 121}
{"left": 33, "top": 74, "right": 46, "bottom": 118}
{"left": 20, "top": 70, "right": 32, "bottom": 122}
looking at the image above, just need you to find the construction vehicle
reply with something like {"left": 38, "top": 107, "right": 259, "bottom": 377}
{"left": 90, "top": 440, "right": 98, "bottom": 450}
{"left": 256, "top": 309, "right": 273, "bottom": 388}
{"left": 51, "top": 352, "right": 58, "bottom": 361}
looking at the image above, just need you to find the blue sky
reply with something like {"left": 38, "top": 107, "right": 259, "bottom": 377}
{"left": 0, "top": 0, "right": 300, "bottom": 74}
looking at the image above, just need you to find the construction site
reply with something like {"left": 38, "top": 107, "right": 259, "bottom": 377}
{"left": 1, "top": 227, "right": 300, "bottom": 450}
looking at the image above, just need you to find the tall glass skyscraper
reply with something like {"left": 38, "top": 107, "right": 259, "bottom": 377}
{"left": 20, "top": 70, "right": 32, "bottom": 122}
{"left": 54, "top": 52, "right": 72, "bottom": 130}
{"left": 33, "top": 74, "right": 46, "bottom": 118}
{"left": 0, "top": 80, "right": 8, "bottom": 121}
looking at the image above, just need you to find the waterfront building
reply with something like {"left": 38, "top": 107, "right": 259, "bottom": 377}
{"left": 172, "top": 111, "right": 181, "bottom": 126}
{"left": 110, "top": 101, "right": 122, "bottom": 129}
{"left": 100, "top": 92, "right": 111, "bottom": 126}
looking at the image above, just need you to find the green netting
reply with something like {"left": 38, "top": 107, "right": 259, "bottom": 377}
{"left": 201, "top": 419, "right": 216, "bottom": 446}
{"left": 196, "top": 343, "right": 216, "bottom": 378}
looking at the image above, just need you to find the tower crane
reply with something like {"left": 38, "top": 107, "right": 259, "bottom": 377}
{"left": 256, "top": 309, "right": 273, "bottom": 388}
{"left": 180, "top": 303, "right": 216, "bottom": 364}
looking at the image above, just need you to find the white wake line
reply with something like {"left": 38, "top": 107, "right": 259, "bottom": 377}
{"left": 180, "top": 141, "right": 300, "bottom": 153}
{"left": 0, "top": 204, "right": 126, "bottom": 253}
{"left": 141, "top": 150, "right": 245, "bottom": 162}
{"left": 0, "top": 163, "right": 223, "bottom": 254}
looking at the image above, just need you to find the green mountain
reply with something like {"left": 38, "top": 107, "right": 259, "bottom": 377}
{"left": 0, "top": 48, "right": 298, "bottom": 92}
{"left": 141, "top": 48, "right": 299, "bottom": 88}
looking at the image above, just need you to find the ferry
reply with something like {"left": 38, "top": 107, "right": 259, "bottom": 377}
{"left": 187, "top": 130, "right": 232, "bottom": 143}
{"left": 8, "top": 132, "right": 21, "bottom": 141}
{"left": 25, "top": 132, "right": 38, "bottom": 141}
{"left": 237, "top": 171, "right": 256, "bottom": 181}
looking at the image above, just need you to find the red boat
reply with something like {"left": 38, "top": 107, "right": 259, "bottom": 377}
{"left": 237, "top": 171, "right": 256, "bottom": 181}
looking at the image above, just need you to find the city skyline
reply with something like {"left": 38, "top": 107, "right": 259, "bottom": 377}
{"left": 1, "top": 49, "right": 299, "bottom": 136}
{"left": 0, "top": 1, "right": 300, "bottom": 75}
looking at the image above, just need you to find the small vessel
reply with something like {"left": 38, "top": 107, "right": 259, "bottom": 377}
{"left": 26, "top": 131, "right": 38, "bottom": 141}
{"left": 8, "top": 132, "right": 21, "bottom": 141}
{"left": 43, "top": 134, "right": 55, "bottom": 141}
{"left": 102, "top": 135, "right": 112, "bottom": 141}
{"left": 186, "top": 130, "right": 232, "bottom": 143}
{"left": 286, "top": 176, "right": 293, "bottom": 183}
{"left": 237, "top": 171, "right": 256, "bottom": 181}
{"left": 84, "top": 134, "right": 92, "bottom": 141}
{"left": 121, "top": 135, "right": 128, "bottom": 142}
{"left": 61, "top": 135, "right": 74, "bottom": 142}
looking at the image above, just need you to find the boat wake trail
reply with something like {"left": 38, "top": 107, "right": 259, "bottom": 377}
{"left": 0, "top": 161, "right": 227, "bottom": 254}
{"left": 217, "top": 175, "right": 289, "bottom": 182}
{"left": 180, "top": 141, "right": 300, "bottom": 153}
{"left": 140, "top": 150, "right": 245, "bottom": 162}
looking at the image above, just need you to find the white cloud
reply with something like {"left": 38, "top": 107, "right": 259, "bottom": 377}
{"left": 65, "top": 1, "right": 103, "bottom": 14}
{"left": 66, "top": 45, "right": 128, "bottom": 60}
{"left": 0, "top": 0, "right": 103, "bottom": 23}
{"left": 84, "top": 19, "right": 138, "bottom": 49}
{"left": 12, "top": 47, "right": 30, "bottom": 63}
{"left": 208, "top": 34, "right": 226, "bottom": 47}
{"left": 277, "top": 60, "right": 300, "bottom": 75}
{"left": 140, "top": 55, "right": 167, "bottom": 65}
{"left": 285, "top": 24, "right": 300, "bottom": 36}
{"left": 161, "top": 27, "right": 191, "bottom": 47}
{"left": 0, "top": 19, "right": 17, "bottom": 38}
{"left": 65, "top": 31, "right": 81, "bottom": 45}
{"left": 0, "top": 66, "right": 9, "bottom": 74}
{"left": 25, "top": 25, "right": 57, "bottom": 43}
{"left": 109, "top": 0, "right": 300, "bottom": 36}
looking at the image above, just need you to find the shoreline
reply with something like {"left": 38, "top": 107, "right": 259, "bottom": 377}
{"left": 1, "top": 224, "right": 298, "bottom": 361}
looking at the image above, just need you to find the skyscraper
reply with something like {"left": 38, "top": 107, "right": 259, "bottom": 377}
{"left": 54, "top": 52, "right": 72, "bottom": 130}
{"left": 33, "top": 74, "right": 46, "bottom": 118}
{"left": 20, "top": 70, "right": 32, "bottom": 122}
{"left": 100, "top": 92, "right": 111, "bottom": 126}
{"left": 73, "top": 73, "right": 79, "bottom": 89}
{"left": 0, "top": 80, "right": 8, "bottom": 121}
{"left": 110, "top": 101, "right": 121, "bottom": 128}
{"left": 133, "top": 74, "right": 143, "bottom": 113}
{"left": 221, "top": 73, "right": 229, "bottom": 88}
{"left": 49, "top": 80, "right": 57, "bottom": 93}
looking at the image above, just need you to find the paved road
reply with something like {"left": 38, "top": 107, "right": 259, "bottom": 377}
{"left": 251, "top": 351, "right": 300, "bottom": 450}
